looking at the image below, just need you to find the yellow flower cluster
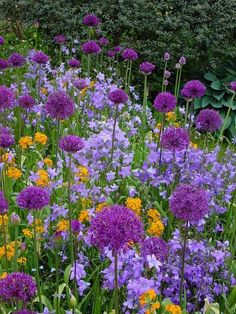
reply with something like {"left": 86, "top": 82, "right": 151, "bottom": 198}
{"left": 96, "top": 202, "right": 108, "bottom": 213}
{"left": 1, "top": 153, "right": 22, "bottom": 180}
{"left": 80, "top": 81, "right": 95, "bottom": 97}
{"left": 0, "top": 241, "right": 18, "bottom": 261}
{"left": 35, "top": 169, "right": 50, "bottom": 187}
{"left": 125, "top": 197, "right": 142, "bottom": 216}
{"left": 7, "top": 166, "right": 22, "bottom": 180}
{"left": 41, "top": 87, "right": 48, "bottom": 95}
{"left": 139, "top": 289, "right": 160, "bottom": 314}
{"left": 1, "top": 152, "right": 15, "bottom": 165}
{"left": 166, "top": 111, "right": 177, "bottom": 122}
{"left": 79, "top": 210, "right": 90, "bottom": 223}
{"left": 76, "top": 166, "right": 90, "bottom": 182}
{"left": 17, "top": 257, "right": 27, "bottom": 264}
{"left": 43, "top": 158, "right": 53, "bottom": 167}
{"left": 23, "top": 219, "right": 44, "bottom": 238}
{"left": 56, "top": 219, "right": 69, "bottom": 232}
{"left": 22, "top": 228, "right": 33, "bottom": 238}
{"left": 0, "top": 272, "right": 7, "bottom": 280}
{"left": 19, "top": 136, "right": 33, "bottom": 149}
{"left": 190, "top": 142, "right": 198, "bottom": 149}
{"left": 0, "top": 215, "right": 8, "bottom": 227}
{"left": 34, "top": 132, "right": 48, "bottom": 145}
{"left": 81, "top": 198, "right": 92, "bottom": 210}
{"left": 165, "top": 304, "right": 182, "bottom": 314}
{"left": 147, "top": 208, "right": 164, "bottom": 237}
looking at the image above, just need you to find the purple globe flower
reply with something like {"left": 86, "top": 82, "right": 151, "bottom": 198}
{"left": 45, "top": 91, "right": 75, "bottom": 120}
{"left": 141, "top": 237, "right": 168, "bottom": 261}
{"left": 170, "top": 184, "right": 209, "bottom": 222}
{"left": 0, "top": 191, "right": 8, "bottom": 215}
{"left": 108, "top": 88, "right": 128, "bottom": 104}
{"left": 32, "top": 51, "right": 49, "bottom": 64}
{"left": 139, "top": 62, "right": 155, "bottom": 75}
{"left": 114, "top": 45, "right": 122, "bottom": 53}
{"left": 81, "top": 41, "right": 101, "bottom": 54}
{"left": 181, "top": 80, "right": 206, "bottom": 99}
{"left": 0, "top": 127, "right": 15, "bottom": 148}
{"left": 0, "top": 36, "right": 5, "bottom": 45}
{"left": 54, "top": 34, "right": 66, "bottom": 45}
{"left": 0, "top": 86, "right": 14, "bottom": 111}
{"left": 179, "top": 56, "right": 186, "bottom": 65}
{"left": 161, "top": 127, "right": 189, "bottom": 151}
{"left": 59, "top": 135, "right": 84, "bottom": 153}
{"left": 68, "top": 58, "right": 80, "bottom": 68}
{"left": 18, "top": 95, "right": 35, "bottom": 110}
{"left": 83, "top": 14, "right": 100, "bottom": 27}
{"left": 0, "top": 59, "right": 9, "bottom": 70}
{"left": 153, "top": 92, "right": 177, "bottom": 113}
{"left": 195, "top": 109, "right": 222, "bottom": 132}
{"left": 122, "top": 48, "right": 138, "bottom": 61}
{"left": 13, "top": 310, "right": 36, "bottom": 314}
{"left": 71, "top": 220, "right": 81, "bottom": 233}
{"left": 107, "top": 50, "right": 116, "bottom": 58}
{"left": 0, "top": 272, "right": 36, "bottom": 304}
{"left": 17, "top": 186, "right": 50, "bottom": 210}
{"left": 89, "top": 204, "right": 144, "bottom": 253}
{"left": 230, "top": 81, "right": 236, "bottom": 92}
{"left": 8, "top": 53, "right": 25, "bottom": 67}
{"left": 164, "top": 70, "right": 171, "bottom": 78}
{"left": 98, "top": 37, "right": 109, "bottom": 46}
{"left": 163, "top": 52, "right": 171, "bottom": 61}
{"left": 73, "top": 78, "right": 88, "bottom": 90}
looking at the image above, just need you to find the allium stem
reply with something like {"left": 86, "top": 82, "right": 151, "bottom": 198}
{"left": 127, "top": 61, "right": 133, "bottom": 91}
{"left": 55, "top": 119, "right": 60, "bottom": 169}
{"left": 180, "top": 221, "right": 188, "bottom": 307}
{"left": 142, "top": 75, "right": 148, "bottom": 135}
{"left": 176, "top": 66, "right": 183, "bottom": 100}
{"left": 184, "top": 100, "right": 190, "bottom": 127}
{"left": 68, "top": 154, "right": 74, "bottom": 266}
{"left": 33, "top": 214, "right": 43, "bottom": 312}
{"left": 110, "top": 105, "right": 119, "bottom": 166}
{"left": 114, "top": 253, "right": 119, "bottom": 314}
{"left": 158, "top": 113, "right": 166, "bottom": 172}
{"left": 2, "top": 215, "right": 8, "bottom": 272}
{"left": 161, "top": 61, "right": 168, "bottom": 92}
{"left": 87, "top": 54, "right": 91, "bottom": 77}
{"left": 124, "top": 61, "right": 129, "bottom": 92}
{"left": 174, "top": 69, "right": 180, "bottom": 97}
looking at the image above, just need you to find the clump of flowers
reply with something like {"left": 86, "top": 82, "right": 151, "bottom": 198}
{"left": 0, "top": 86, "right": 15, "bottom": 111}
{"left": 59, "top": 135, "right": 84, "bottom": 153}
{"left": 17, "top": 186, "right": 50, "bottom": 210}
{"left": 83, "top": 14, "right": 100, "bottom": 27}
{"left": 34, "top": 132, "right": 47, "bottom": 145}
{"left": 195, "top": 109, "right": 222, "bottom": 132}
{"left": 8, "top": 53, "right": 25, "bottom": 67}
{"left": 0, "top": 127, "right": 15, "bottom": 148}
{"left": 19, "top": 136, "right": 33, "bottom": 149}
{"left": 153, "top": 92, "right": 177, "bottom": 113}
{"left": 161, "top": 127, "right": 189, "bottom": 151}
{"left": 81, "top": 41, "right": 101, "bottom": 54}
{"left": 147, "top": 209, "right": 164, "bottom": 237}
{"left": 125, "top": 197, "right": 142, "bottom": 215}
{"left": 7, "top": 167, "right": 22, "bottom": 180}
{"left": 32, "top": 50, "right": 49, "bottom": 64}
{"left": 122, "top": 48, "right": 138, "bottom": 61}
{"left": 45, "top": 91, "right": 75, "bottom": 120}
{"left": 181, "top": 80, "right": 206, "bottom": 99}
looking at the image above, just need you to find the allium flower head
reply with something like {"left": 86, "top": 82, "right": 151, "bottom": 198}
{"left": 0, "top": 86, "right": 14, "bottom": 111}
{"left": 179, "top": 56, "right": 186, "bottom": 65}
{"left": 0, "top": 272, "right": 36, "bottom": 304}
{"left": 195, "top": 109, "right": 222, "bottom": 132}
{"left": 83, "top": 14, "right": 100, "bottom": 27}
{"left": 0, "top": 191, "right": 8, "bottom": 215}
{"left": 81, "top": 41, "right": 101, "bottom": 54}
{"left": 0, "top": 59, "right": 8, "bottom": 70}
{"left": 122, "top": 48, "right": 138, "bottom": 61}
{"left": 45, "top": 91, "right": 75, "bottom": 120}
{"left": 163, "top": 52, "right": 170, "bottom": 61}
{"left": 139, "top": 62, "right": 155, "bottom": 75}
{"left": 73, "top": 78, "right": 88, "bottom": 90}
{"left": 18, "top": 95, "right": 35, "bottom": 109}
{"left": 181, "top": 80, "right": 206, "bottom": 99}
{"left": 32, "top": 51, "right": 49, "bottom": 64}
{"left": 108, "top": 88, "right": 128, "bottom": 104}
{"left": 98, "top": 37, "right": 109, "bottom": 46}
{"left": 17, "top": 186, "right": 50, "bottom": 210}
{"left": 153, "top": 92, "right": 177, "bottom": 113}
{"left": 0, "top": 36, "right": 5, "bottom": 45}
{"left": 230, "top": 81, "right": 236, "bottom": 92}
{"left": 54, "top": 34, "right": 66, "bottom": 45}
{"left": 68, "top": 58, "right": 80, "bottom": 68}
{"left": 8, "top": 53, "right": 25, "bottom": 67}
{"left": 161, "top": 127, "right": 189, "bottom": 151}
{"left": 89, "top": 204, "right": 144, "bottom": 253}
{"left": 107, "top": 50, "right": 115, "bottom": 58}
{"left": 59, "top": 135, "right": 84, "bottom": 153}
{"left": 141, "top": 237, "right": 168, "bottom": 261}
{"left": 170, "top": 184, "right": 209, "bottom": 222}
{"left": 71, "top": 220, "right": 81, "bottom": 233}
{"left": 13, "top": 310, "right": 36, "bottom": 314}
{"left": 0, "top": 127, "right": 15, "bottom": 148}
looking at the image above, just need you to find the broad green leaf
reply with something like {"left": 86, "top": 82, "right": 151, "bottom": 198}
{"left": 228, "top": 286, "right": 236, "bottom": 307}
{"left": 213, "top": 91, "right": 225, "bottom": 101}
{"left": 211, "top": 80, "right": 223, "bottom": 90}
{"left": 64, "top": 264, "right": 71, "bottom": 285}
{"left": 202, "top": 96, "right": 212, "bottom": 108}
{"left": 204, "top": 72, "right": 217, "bottom": 81}
{"left": 33, "top": 295, "right": 54, "bottom": 311}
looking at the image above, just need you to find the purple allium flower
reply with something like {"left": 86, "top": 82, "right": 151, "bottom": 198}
{"left": 161, "top": 127, "right": 189, "bottom": 151}
{"left": 164, "top": 70, "right": 171, "bottom": 78}
{"left": 139, "top": 62, "right": 155, "bottom": 75}
{"left": 18, "top": 95, "right": 35, "bottom": 110}
{"left": 163, "top": 52, "right": 170, "bottom": 61}
{"left": 32, "top": 51, "right": 49, "bottom": 64}
{"left": 230, "top": 81, "right": 236, "bottom": 92}
{"left": 73, "top": 78, "right": 88, "bottom": 90}
{"left": 98, "top": 37, "right": 109, "bottom": 46}
{"left": 68, "top": 58, "right": 80, "bottom": 68}
{"left": 45, "top": 91, "right": 75, "bottom": 120}
{"left": 195, "top": 109, "right": 222, "bottom": 132}
{"left": 179, "top": 56, "right": 186, "bottom": 65}
{"left": 8, "top": 53, "right": 25, "bottom": 67}
{"left": 181, "top": 80, "right": 206, "bottom": 99}
{"left": 108, "top": 88, "right": 128, "bottom": 104}
{"left": 107, "top": 50, "right": 116, "bottom": 58}
{"left": 0, "top": 59, "right": 8, "bottom": 70}
{"left": 13, "top": 310, "right": 36, "bottom": 314}
{"left": 153, "top": 92, "right": 177, "bottom": 113}
{"left": 0, "top": 127, "right": 15, "bottom": 148}
{"left": 17, "top": 186, "right": 50, "bottom": 210}
{"left": 141, "top": 237, "right": 168, "bottom": 261}
{"left": 170, "top": 184, "right": 209, "bottom": 222}
{"left": 0, "top": 86, "right": 14, "bottom": 111}
{"left": 81, "top": 41, "right": 101, "bottom": 54}
{"left": 71, "top": 220, "right": 81, "bottom": 233}
{"left": 54, "top": 34, "right": 66, "bottom": 45}
{"left": 89, "top": 204, "right": 144, "bottom": 253}
{"left": 0, "top": 36, "right": 5, "bottom": 45}
{"left": 59, "top": 135, "right": 84, "bottom": 153}
{"left": 83, "top": 14, "right": 100, "bottom": 27}
{"left": 0, "top": 191, "right": 8, "bottom": 215}
{"left": 122, "top": 48, "right": 138, "bottom": 61}
{"left": 114, "top": 45, "right": 122, "bottom": 53}
{"left": 0, "top": 272, "right": 36, "bottom": 304}
{"left": 175, "top": 63, "right": 181, "bottom": 70}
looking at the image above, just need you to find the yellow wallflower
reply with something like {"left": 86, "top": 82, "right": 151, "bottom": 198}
{"left": 139, "top": 289, "right": 157, "bottom": 307}
{"left": 0, "top": 272, "right": 7, "bottom": 280}
{"left": 1, "top": 153, "right": 15, "bottom": 165}
{"left": 76, "top": 166, "right": 89, "bottom": 182}
{"left": 147, "top": 220, "right": 164, "bottom": 237}
{"left": 165, "top": 304, "right": 182, "bottom": 314}
{"left": 81, "top": 198, "right": 92, "bottom": 210}
{"left": 19, "top": 136, "right": 33, "bottom": 149}
{"left": 56, "top": 219, "right": 69, "bottom": 232}
{"left": 190, "top": 142, "right": 198, "bottom": 149}
{"left": 43, "top": 158, "right": 53, "bottom": 167}
{"left": 79, "top": 210, "right": 89, "bottom": 223}
{"left": 89, "top": 81, "right": 96, "bottom": 88}
{"left": 156, "top": 123, "right": 162, "bottom": 130}
{"left": 0, "top": 215, "right": 8, "bottom": 227}
{"left": 7, "top": 167, "right": 22, "bottom": 180}
{"left": 125, "top": 197, "right": 142, "bottom": 215}
{"left": 166, "top": 111, "right": 176, "bottom": 122}
{"left": 96, "top": 202, "right": 108, "bottom": 213}
{"left": 81, "top": 87, "right": 88, "bottom": 97}
{"left": 41, "top": 87, "right": 48, "bottom": 95}
{"left": 17, "top": 257, "right": 27, "bottom": 264}
{"left": 174, "top": 122, "right": 181, "bottom": 128}
{"left": 0, "top": 242, "right": 15, "bottom": 261}
{"left": 35, "top": 169, "right": 49, "bottom": 187}
{"left": 34, "top": 132, "right": 48, "bottom": 145}
{"left": 147, "top": 208, "right": 161, "bottom": 220}
{"left": 22, "top": 228, "right": 33, "bottom": 238}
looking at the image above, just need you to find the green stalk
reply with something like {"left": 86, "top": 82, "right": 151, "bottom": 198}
{"left": 114, "top": 253, "right": 119, "bottom": 314}
{"left": 142, "top": 75, "right": 148, "bottom": 136}
{"left": 87, "top": 54, "right": 91, "bottom": 77}
{"left": 174, "top": 68, "right": 180, "bottom": 97}
{"left": 67, "top": 154, "right": 74, "bottom": 266}
{"left": 124, "top": 61, "right": 129, "bottom": 92}
{"left": 127, "top": 61, "right": 133, "bottom": 91}
{"left": 161, "top": 61, "right": 167, "bottom": 92}
{"left": 184, "top": 100, "right": 190, "bottom": 127}
{"left": 180, "top": 221, "right": 188, "bottom": 308}
{"left": 2, "top": 215, "right": 8, "bottom": 272}
{"left": 110, "top": 105, "right": 119, "bottom": 166}
{"left": 176, "top": 66, "right": 183, "bottom": 100}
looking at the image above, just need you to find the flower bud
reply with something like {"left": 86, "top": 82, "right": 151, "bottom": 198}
{"left": 10, "top": 212, "right": 21, "bottom": 225}
{"left": 70, "top": 295, "right": 77, "bottom": 307}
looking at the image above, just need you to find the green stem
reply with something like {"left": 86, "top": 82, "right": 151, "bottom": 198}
{"left": 184, "top": 100, "right": 190, "bottom": 127}
{"left": 176, "top": 67, "right": 183, "bottom": 100}
{"left": 2, "top": 215, "right": 8, "bottom": 272}
{"left": 114, "top": 253, "right": 119, "bottom": 314}
{"left": 124, "top": 62, "right": 129, "bottom": 92}
{"left": 180, "top": 221, "right": 188, "bottom": 308}
{"left": 161, "top": 61, "right": 167, "bottom": 92}
{"left": 110, "top": 105, "right": 119, "bottom": 166}
{"left": 87, "top": 54, "right": 91, "bottom": 77}
{"left": 174, "top": 69, "right": 180, "bottom": 97}
{"left": 127, "top": 61, "right": 132, "bottom": 91}
{"left": 68, "top": 155, "right": 74, "bottom": 266}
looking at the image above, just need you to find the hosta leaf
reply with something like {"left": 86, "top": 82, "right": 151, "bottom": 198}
{"left": 202, "top": 96, "right": 212, "bottom": 108}
{"left": 204, "top": 72, "right": 217, "bottom": 81}
{"left": 213, "top": 91, "right": 225, "bottom": 101}
{"left": 211, "top": 80, "right": 223, "bottom": 90}
{"left": 33, "top": 295, "right": 54, "bottom": 311}
{"left": 194, "top": 98, "right": 202, "bottom": 109}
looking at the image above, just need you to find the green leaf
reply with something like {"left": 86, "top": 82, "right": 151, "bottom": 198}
{"left": 33, "top": 295, "right": 54, "bottom": 311}
{"left": 64, "top": 264, "right": 71, "bottom": 285}
{"left": 194, "top": 98, "right": 202, "bottom": 109}
{"left": 211, "top": 80, "right": 223, "bottom": 90}
{"left": 213, "top": 91, "right": 225, "bottom": 101}
{"left": 211, "top": 102, "right": 223, "bottom": 108}
{"left": 204, "top": 72, "right": 217, "bottom": 81}
{"left": 202, "top": 96, "right": 212, "bottom": 108}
